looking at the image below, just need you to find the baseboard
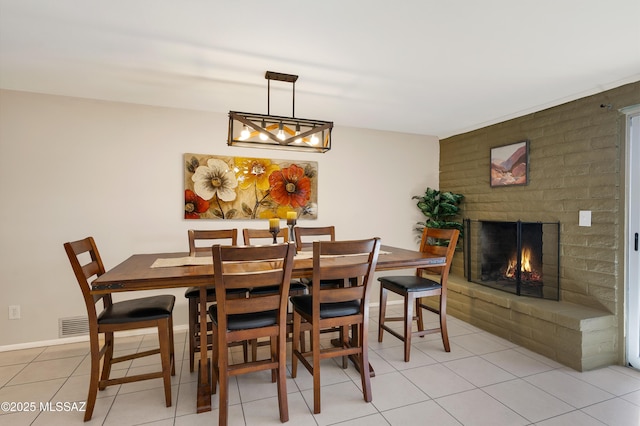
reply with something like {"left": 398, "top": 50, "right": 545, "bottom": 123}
{"left": 0, "top": 324, "right": 189, "bottom": 353}
{"left": 0, "top": 300, "right": 400, "bottom": 353}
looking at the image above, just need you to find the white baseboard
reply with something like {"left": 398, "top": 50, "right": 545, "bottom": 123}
{"left": 0, "top": 324, "right": 189, "bottom": 353}
{"left": 0, "top": 300, "right": 403, "bottom": 353}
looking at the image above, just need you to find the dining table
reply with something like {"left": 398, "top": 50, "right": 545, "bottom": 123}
{"left": 92, "top": 244, "right": 447, "bottom": 413}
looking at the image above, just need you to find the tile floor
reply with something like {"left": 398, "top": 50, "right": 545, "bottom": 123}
{"left": 1, "top": 306, "right": 640, "bottom": 426}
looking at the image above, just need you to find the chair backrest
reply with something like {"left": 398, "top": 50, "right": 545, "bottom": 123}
{"left": 211, "top": 242, "right": 296, "bottom": 331}
{"left": 294, "top": 225, "right": 335, "bottom": 251}
{"left": 242, "top": 228, "right": 288, "bottom": 245}
{"left": 63, "top": 236, "right": 111, "bottom": 324}
{"left": 310, "top": 238, "right": 381, "bottom": 312}
{"left": 188, "top": 229, "right": 238, "bottom": 256}
{"left": 417, "top": 227, "right": 460, "bottom": 282}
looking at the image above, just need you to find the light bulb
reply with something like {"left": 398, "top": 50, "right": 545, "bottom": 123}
{"left": 294, "top": 124, "right": 302, "bottom": 143}
{"left": 259, "top": 120, "right": 268, "bottom": 141}
{"left": 310, "top": 133, "right": 319, "bottom": 145}
{"left": 240, "top": 125, "right": 250, "bottom": 140}
{"left": 277, "top": 122, "right": 285, "bottom": 140}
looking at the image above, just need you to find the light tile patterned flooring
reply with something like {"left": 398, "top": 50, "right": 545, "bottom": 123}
{"left": 2, "top": 306, "right": 640, "bottom": 425}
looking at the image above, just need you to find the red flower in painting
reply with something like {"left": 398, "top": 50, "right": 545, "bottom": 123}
{"left": 184, "top": 189, "right": 209, "bottom": 219}
{"left": 268, "top": 164, "right": 311, "bottom": 208}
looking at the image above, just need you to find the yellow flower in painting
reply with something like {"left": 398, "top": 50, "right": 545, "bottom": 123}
{"left": 275, "top": 205, "right": 293, "bottom": 218}
{"left": 234, "top": 157, "right": 280, "bottom": 191}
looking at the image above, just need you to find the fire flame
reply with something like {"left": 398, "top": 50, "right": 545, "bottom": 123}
{"left": 505, "top": 248, "right": 532, "bottom": 278}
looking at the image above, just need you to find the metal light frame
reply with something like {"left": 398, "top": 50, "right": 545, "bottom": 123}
{"left": 228, "top": 71, "right": 333, "bottom": 153}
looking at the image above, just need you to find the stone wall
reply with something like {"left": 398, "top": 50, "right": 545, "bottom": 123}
{"left": 439, "top": 81, "right": 640, "bottom": 368}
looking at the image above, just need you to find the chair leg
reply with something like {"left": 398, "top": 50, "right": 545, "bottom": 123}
{"left": 359, "top": 323, "right": 372, "bottom": 403}
{"left": 158, "top": 319, "right": 173, "bottom": 407}
{"left": 217, "top": 337, "right": 229, "bottom": 426}
{"left": 404, "top": 294, "right": 415, "bottom": 362}
{"left": 84, "top": 335, "right": 101, "bottom": 421}
{"left": 99, "top": 332, "right": 114, "bottom": 390}
{"left": 277, "top": 332, "right": 289, "bottom": 422}
{"left": 291, "top": 311, "right": 301, "bottom": 378}
{"left": 169, "top": 315, "right": 176, "bottom": 376}
{"left": 188, "top": 297, "right": 197, "bottom": 372}
{"left": 378, "top": 286, "right": 388, "bottom": 342}
{"left": 270, "top": 337, "right": 277, "bottom": 383}
{"left": 340, "top": 325, "right": 349, "bottom": 369}
{"left": 312, "top": 322, "right": 322, "bottom": 414}
{"left": 416, "top": 296, "right": 425, "bottom": 332}
{"left": 440, "top": 295, "right": 451, "bottom": 352}
{"left": 251, "top": 338, "right": 258, "bottom": 362}
{"left": 211, "top": 327, "right": 219, "bottom": 395}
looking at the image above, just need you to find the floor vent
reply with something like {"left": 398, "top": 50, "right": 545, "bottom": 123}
{"left": 59, "top": 316, "right": 89, "bottom": 337}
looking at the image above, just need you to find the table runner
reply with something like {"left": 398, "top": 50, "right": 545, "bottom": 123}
{"left": 150, "top": 250, "right": 390, "bottom": 268}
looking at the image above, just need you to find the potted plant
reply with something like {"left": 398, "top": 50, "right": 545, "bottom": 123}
{"left": 413, "top": 187, "right": 464, "bottom": 243}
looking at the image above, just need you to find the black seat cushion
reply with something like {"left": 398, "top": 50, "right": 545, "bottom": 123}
{"left": 184, "top": 286, "right": 216, "bottom": 299}
{"left": 184, "top": 286, "right": 247, "bottom": 299}
{"left": 249, "top": 280, "right": 308, "bottom": 296}
{"left": 98, "top": 295, "right": 175, "bottom": 324}
{"left": 378, "top": 276, "right": 441, "bottom": 294}
{"left": 208, "top": 305, "right": 277, "bottom": 330}
{"left": 300, "top": 277, "right": 345, "bottom": 288}
{"left": 290, "top": 295, "right": 360, "bottom": 319}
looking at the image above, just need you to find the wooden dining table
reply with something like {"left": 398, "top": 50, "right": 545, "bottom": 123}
{"left": 92, "top": 244, "right": 446, "bottom": 413}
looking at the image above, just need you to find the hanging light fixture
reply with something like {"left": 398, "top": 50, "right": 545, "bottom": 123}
{"left": 228, "top": 71, "right": 333, "bottom": 153}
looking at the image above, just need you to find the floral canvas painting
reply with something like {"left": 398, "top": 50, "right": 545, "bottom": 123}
{"left": 184, "top": 153, "right": 318, "bottom": 220}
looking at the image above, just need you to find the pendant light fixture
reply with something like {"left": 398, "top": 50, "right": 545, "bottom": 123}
{"left": 228, "top": 71, "right": 333, "bottom": 153}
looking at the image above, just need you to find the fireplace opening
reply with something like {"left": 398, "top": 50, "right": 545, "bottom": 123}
{"left": 464, "top": 220, "right": 560, "bottom": 300}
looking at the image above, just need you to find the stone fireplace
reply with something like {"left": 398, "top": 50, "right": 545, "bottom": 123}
{"left": 464, "top": 220, "right": 560, "bottom": 300}
{"left": 433, "top": 82, "right": 640, "bottom": 371}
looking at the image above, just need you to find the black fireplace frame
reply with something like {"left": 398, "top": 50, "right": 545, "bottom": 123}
{"left": 464, "top": 219, "right": 560, "bottom": 300}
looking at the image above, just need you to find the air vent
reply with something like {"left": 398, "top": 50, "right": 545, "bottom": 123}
{"left": 59, "top": 316, "right": 89, "bottom": 337}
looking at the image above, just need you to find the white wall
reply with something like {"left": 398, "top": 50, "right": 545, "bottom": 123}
{"left": 0, "top": 89, "right": 439, "bottom": 347}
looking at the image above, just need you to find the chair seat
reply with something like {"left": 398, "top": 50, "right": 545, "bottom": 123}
{"left": 290, "top": 295, "right": 360, "bottom": 319}
{"left": 184, "top": 286, "right": 216, "bottom": 298}
{"left": 184, "top": 286, "right": 247, "bottom": 298}
{"left": 250, "top": 281, "right": 307, "bottom": 296}
{"left": 97, "top": 296, "right": 175, "bottom": 324}
{"left": 378, "top": 276, "right": 441, "bottom": 294}
{"left": 300, "top": 277, "right": 344, "bottom": 288}
{"left": 209, "top": 305, "right": 277, "bottom": 330}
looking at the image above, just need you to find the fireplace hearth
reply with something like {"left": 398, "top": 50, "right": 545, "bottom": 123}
{"left": 464, "top": 219, "right": 560, "bottom": 300}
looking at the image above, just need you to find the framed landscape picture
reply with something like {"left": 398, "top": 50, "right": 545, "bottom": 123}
{"left": 490, "top": 140, "right": 529, "bottom": 187}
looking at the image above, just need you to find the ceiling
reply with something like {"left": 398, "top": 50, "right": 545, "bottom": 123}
{"left": 1, "top": 1, "right": 639, "bottom": 139}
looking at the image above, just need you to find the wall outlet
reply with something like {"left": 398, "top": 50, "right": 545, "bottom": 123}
{"left": 579, "top": 210, "right": 592, "bottom": 227}
{"left": 8, "top": 305, "right": 21, "bottom": 320}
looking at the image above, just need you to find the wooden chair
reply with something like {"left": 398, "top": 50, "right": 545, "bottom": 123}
{"left": 294, "top": 225, "right": 342, "bottom": 288}
{"left": 293, "top": 225, "right": 347, "bottom": 349}
{"left": 377, "top": 228, "right": 460, "bottom": 362}
{"left": 243, "top": 227, "right": 307, "bottom": 295}
{"left": 290, "top": 237, "right": 381, "bottom": 414}
{"left": 242, "top": 228, "right": 307, "bottom": 356}
{"left": 184, "top": 229, "right": 241, "bottom": 372}
{"left": 188, "top": 229, "right": 238, "bottom": 255}
{"left": 209, "top": 242, "right": 296, "bottom": 426}
{"left": 242, "top": 227, "right": 288, "bottom": 245}
{"left": 63, "top": 237, "right": 175, "bottom": 421}
{"left": 294, "top": 225, "right": 335, "bottom": 251}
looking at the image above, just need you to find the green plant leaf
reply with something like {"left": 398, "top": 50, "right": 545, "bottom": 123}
{"left": 412, "top": 187, "right": 464, "bottom": 238}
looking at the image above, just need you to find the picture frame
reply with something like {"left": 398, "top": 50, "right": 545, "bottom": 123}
{"left": 490, "top": 140, "right": 529, "bottom": 187}
{"left": 184, "top": 153, "right": 318, "bottom": 220}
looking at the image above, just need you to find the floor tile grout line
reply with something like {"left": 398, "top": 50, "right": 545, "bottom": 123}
{"left": 2, "top": 327, "right": 640, "bottom": 425}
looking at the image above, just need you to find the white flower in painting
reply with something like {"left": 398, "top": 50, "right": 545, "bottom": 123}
{"left": 192, "top": 159, "right": 238, "bottom": 201}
